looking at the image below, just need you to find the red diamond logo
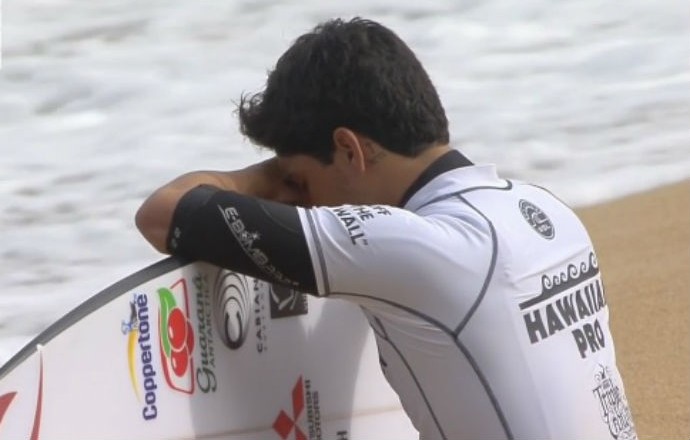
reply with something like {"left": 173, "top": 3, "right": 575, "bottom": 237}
{"left": 273, "top": 410, "right": 294, "bottom": 439}
{"left": 273, "top": 376, "right": 307, "bottom": 440}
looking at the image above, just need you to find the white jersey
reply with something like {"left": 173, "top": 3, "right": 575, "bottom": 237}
{"left": 297, "top": 153, "right": 637, "bottom": 440}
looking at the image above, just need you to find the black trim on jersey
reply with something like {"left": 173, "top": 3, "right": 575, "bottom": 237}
{"left": 305, "top": 209, "right": 331, "bottom": 296}
{"left": 458, "top": 180, "right": 514, "bottom": 196}
{"left": 332, "top": 290, "right": 513, "bottom": 440}
{"left": 416, "top": 180, "right": 514, "bottom": 212}
{"left": 370, "top": 315, "right": 387, "bottom": 338}
{"left": 323, "top": 183, "right": 524, "bottom": 440}
{"left": 526, "top": 182, "right": 572, "bottom": 209}
{"left": 453, "top": 338, "right": 514, "bottom": 440}
{"left": 398, "top": 149, "right": 473, "bottom": 207}
{"left": 373, "top": 316, "right": 448, "bottom": 440}
{"left": 453, "top": 194, "right": 499, "bottom": 336}
{"left": 167, "top": 185, "right": 317, "bottom": 293}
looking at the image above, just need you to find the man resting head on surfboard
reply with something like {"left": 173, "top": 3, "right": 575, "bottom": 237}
{"left": 136, "top": 18, "right": 637, "bottom": 440}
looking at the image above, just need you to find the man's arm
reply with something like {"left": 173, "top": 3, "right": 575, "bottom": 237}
{"left": 135, "top": 157, "right": 318, "bottom": 293}
{"left": 135, "top": 158, "right": 302, "bottom": 253}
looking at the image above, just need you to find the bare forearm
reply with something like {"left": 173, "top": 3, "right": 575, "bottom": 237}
{"left": 135, "top": 171, "right": 228, "bottom": 253}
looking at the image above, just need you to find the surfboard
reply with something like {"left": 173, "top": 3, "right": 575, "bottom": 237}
{"left": 0, "top": 257, "right": 418, "bottom": 440}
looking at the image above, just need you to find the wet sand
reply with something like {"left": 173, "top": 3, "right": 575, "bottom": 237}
{"left": 577, "top": 180, "right": 690, "bottom": 439}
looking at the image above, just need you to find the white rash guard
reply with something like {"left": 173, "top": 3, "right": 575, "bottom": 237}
{"left": 297, "top": 151, "right": 637, "bottom": 440}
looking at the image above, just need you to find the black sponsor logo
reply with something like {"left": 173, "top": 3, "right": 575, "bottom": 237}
{"left": 592, "top": 365, "right": 637, "bottom": 440}
{"left": 330, "top": 205, "right": 392, "bottom": 246}
{"left": 214, "top": 271, "right": 251, "bottom": 351}
{"left": 220, "top": 205, "right": 299, "bottom": 287}
{"left": 253, "top": 279, "right": 269, "bottom": 354}
{"left": 520, "top": 253, "right": 601, "bottom": 310}
{"left": 194, "top": 273, "right": 218, "bottom": 392}
{"left": 519, "top": 199, "right": 554, "bottom": 239}
{"left": 270, "top": 284, "right": 308, "bottom": 319}
{"left": 520, "top": 253, "right": 610, "bottom": 358}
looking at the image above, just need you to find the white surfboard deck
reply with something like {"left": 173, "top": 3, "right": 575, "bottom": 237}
{"left": 0, "top": 258, "right": 418, "bottom": 440}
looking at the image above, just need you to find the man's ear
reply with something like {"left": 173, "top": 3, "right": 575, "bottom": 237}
{"left": 332, "top": 127, "right": 373, "bottom": 173}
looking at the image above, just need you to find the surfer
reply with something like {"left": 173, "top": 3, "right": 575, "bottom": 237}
{"left": 136, "top": 18, "right": 637, "bottom": 440}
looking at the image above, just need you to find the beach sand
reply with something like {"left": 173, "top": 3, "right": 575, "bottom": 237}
{"left": 577, "top": 180, "right": 689, "bottom": 439}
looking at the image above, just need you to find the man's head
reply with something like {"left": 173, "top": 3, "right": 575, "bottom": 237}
{"left": 238, "top": 18, "right": 450, "bottom": 206}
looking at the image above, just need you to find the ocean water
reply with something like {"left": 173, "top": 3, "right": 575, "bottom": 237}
{"left": 1, "top": 0, "right": 689, "bottom": 364}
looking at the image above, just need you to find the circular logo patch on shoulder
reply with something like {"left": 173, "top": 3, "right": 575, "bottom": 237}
{"left": 519, "top": 199, "right": 555, "bottom": 239}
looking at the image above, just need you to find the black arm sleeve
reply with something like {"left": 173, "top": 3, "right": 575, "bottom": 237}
{"left": 166, "top": 185, "right": 317, "bottom": 294}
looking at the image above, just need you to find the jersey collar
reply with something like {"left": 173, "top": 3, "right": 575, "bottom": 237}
{"left": 401, "top": 150, "right": 503, "bottom": 212}
{"left": 398, "top": 149, "right": 473, "bottom": 207}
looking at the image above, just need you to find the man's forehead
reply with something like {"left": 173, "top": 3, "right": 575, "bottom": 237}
{"left": 275, "top": 156, "right": 297, "bottom": 174}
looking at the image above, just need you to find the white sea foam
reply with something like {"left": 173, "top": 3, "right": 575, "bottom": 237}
{"left": 0, "top": 0, "right": 688, "bottom": 364}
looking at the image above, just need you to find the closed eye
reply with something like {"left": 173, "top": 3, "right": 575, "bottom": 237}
{"left": 282, "top": 175, "right": 311, "bottom": 206}
{"left": 283, "top": 176, "right": 303, "bottom": 191}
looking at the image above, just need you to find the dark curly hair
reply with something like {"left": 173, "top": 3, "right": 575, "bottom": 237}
{"left": 238, "top": 18, "right": 449, "bottom": 164}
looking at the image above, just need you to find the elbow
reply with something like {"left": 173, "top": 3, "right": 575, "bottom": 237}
{"left": 135, "top": 199, "right": 171, "bottom": 254}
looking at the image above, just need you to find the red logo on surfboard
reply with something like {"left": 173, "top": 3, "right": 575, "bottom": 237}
{"left": 273, "top": 376, "right": 306, "bottom": 440}
{"left": 158, "top": 278, "right": 195, "bottom": 394}
{"left": 0, "top": 354, "right": 44, "bottom": 439}
{"left": 0, "top": 392, "right": 17, "bottom": 427}
{"left": 273, "top": 376, "right": 322, "bottom": 440}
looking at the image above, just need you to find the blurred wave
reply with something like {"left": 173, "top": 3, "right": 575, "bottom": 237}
{"left": 1, "top": 0, "right": 688, "bottom": 363}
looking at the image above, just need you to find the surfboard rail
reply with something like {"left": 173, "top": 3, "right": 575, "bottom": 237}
{"left": 0, "top": 257, "right": 416, "bottom": 439}
{"left": 0, "top": 257, "right": 190, "bottom": 381}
